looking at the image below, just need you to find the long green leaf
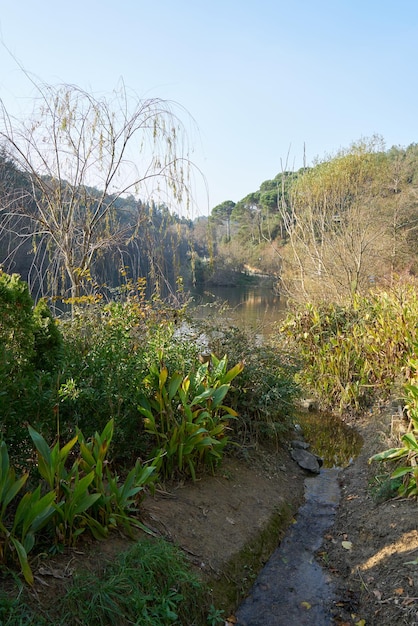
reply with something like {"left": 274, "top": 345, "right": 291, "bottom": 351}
{"left": 73, "top": 492, "right": 101, "bottom": 515}
{"left": 391, "top": 466, "right": 413, "bottom": 479}
{"left": 221, "top": 361, "right": 245, "bottom": 383}
{"left": 369, "top": 447, "right": 407, "bottom": 462}
{"left": 211, "top": 384, "right": 230, "bottom": 408}
{"left": 27, "top": 426, "right": 51, "bottom": 464}
{"left": 58, "top": 434, "right": 78, "bottom": 461}
{"left": 401, "top": 432, "right": 418, "bottom": 450}
{"left": 168, "top": 372, "right": 183, "bottom": 401}
{"left": 10, "top": 537, "right": 32, "bottom": 585}
{"left": 2, "top": 473, "right": 28, "bottom": 509}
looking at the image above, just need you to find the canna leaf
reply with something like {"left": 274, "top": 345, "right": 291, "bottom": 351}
{"left": 221, "top": 361, "right": 245, "bottom": 383}
{"left": 73, "top": 493, "right": 101, "bottom": 516}
{"left": 401, "top": 432, "right": 418, "bottom": 450}
{"left": 168, "top": 372, "right": 183, "bottom": 400}
{"left": 392, "top": 466, "right": 417, "bottom": 479}
{"left": 10, "top": 537, "right": 32, "bottom": 585}
{"left": 369, "top": 448, "right": 408, "bottom": 462}
{"left": 28, "top": 426, "right": 51, "bottom": 464}
{"left": 159, "top": 366, "right": 168, "bottom": 389}
{"left": 58, "top": 434, "right": 78, "bottom": 461}
{"left": 211, "top": 385, "right": 230, "bottom": 408}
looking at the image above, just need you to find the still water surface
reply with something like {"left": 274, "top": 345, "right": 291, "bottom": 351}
{"left": 190, "top": 285, "right": 287, "bottom": 337}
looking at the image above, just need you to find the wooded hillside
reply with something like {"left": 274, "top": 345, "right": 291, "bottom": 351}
{"left": 2, "top": 131, "right": 418, "bottom": 305}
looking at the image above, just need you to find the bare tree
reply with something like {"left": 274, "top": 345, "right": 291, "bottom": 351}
{"left": 279, "top": 137, "right": 397, "bottom": 302}
{"left": 0, "top": 77, "right": 195, "bottom": 306}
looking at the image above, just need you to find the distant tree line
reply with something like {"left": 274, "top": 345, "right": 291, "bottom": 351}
{"left": 207, "top": 136, "right": 418, "bottom": 301}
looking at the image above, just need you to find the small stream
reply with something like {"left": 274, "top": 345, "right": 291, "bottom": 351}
{"left": 235, "top": 412, "right": 362, "bottom": 626}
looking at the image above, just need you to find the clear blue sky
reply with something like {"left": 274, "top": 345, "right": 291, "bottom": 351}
{"left": 0, "top": 0, "right": 417, "bottom": 217}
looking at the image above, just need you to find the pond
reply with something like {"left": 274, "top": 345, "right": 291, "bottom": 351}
{"left": 190, "top": 284, "right": 288, "bottom": 339}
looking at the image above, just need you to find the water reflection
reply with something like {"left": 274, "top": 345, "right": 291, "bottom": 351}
{"left": 190, "top": 285, "right": 287, "bottom": 337}
{"left": 296, "top": 411, "right": 363, "bottom": 468}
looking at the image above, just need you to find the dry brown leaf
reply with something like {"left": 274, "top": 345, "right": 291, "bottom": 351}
{"left": 394, "top": 587, "right": 404, "bottom": 595}
{"left": 372, "top": 589, "right": 382, "bottom": 601}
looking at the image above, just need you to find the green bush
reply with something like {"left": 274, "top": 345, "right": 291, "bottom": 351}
{"left": 370, "top": 351, "right": 418, "bottom": 498}
{"left": 32, "top": 299, "right": 64, "bottom": 372}
{"left": 0, "top": 273, "right": 63, "bottom": 463}
{"left": 0, "top": 271, "right": 35, "bottom": 373}
{"left": 281, "top": 285, "right": 418, "bottom": 412}
{"left": 199, "top": 324, "right": 300, "bottom": 446}
{"left": 138, "top": 353, "right": 243, "bottom": 479}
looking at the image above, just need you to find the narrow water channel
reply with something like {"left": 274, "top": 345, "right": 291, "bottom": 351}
{"left": 190, "top": 285, "right": 363, "bottom": 623}
{"left": 235, "top": 469, "right": 340, "bottom": 625}
{"left": 235, "top": 413, "right": 362, "bottom": 626}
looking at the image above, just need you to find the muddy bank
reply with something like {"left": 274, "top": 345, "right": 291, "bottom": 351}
{"left": 141, "top": 448, "right": 306, "bottom": 613}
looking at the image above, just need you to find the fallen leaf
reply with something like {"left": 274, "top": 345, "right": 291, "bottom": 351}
{"left": 226, "top": 616, "right": 237, "bottom": 624}
{"left": 372, "top": 589, "right": 382, "bottom": 601}
{"left": 301, "top": 601, "right": 311, "bottom": 610}
{"left": 342, "top": 541, "right": 353, "bottom": 550}
{"left": 408, "top": 576, "right": 414, "bottom": 587}
{"left": 394, "top": 587, "right": 404, "bottom": 595}
{"left": 355, "top": 620, "right": 366, "bottom": 626}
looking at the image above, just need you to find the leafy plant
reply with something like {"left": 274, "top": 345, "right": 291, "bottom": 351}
{"left": 200, "top": 324, "right": 300, "bottom": 446}
{"left": 28, "top": 425, "right": 101, "bottom": 546}
{"left": 0, "top": 441, "right": 55, "bottom": 584}
{"left": 138, "top": 353, "right": 244, "bottom": 480}
{"left": 77, "top": 419, "right": 158, "bottom": 537}
{"left": 281, "top": 286, "right": 418, "bottom": 412}
{"left": 370, "top": 369, "right": 418, "bottom": 498}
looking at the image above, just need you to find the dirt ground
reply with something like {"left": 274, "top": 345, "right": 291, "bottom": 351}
{"left": 141, "top": 404, "right": 418, "bottom": 625}
{"left": 20, "top": 406, "right": 418, "bottom": 625}
{"left": 322, "top": 406, "right": 418, "bottom": 626}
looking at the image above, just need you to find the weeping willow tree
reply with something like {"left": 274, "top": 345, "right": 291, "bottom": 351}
{"left": 0, "top": 77, "right": 196, "bottom": 307}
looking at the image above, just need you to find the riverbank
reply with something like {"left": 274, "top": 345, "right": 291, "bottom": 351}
{"left": 322, "top": 405, "right": 418, "bottom": 626}
{"left": 140, "top": 402, "right": 418, "bottom": 625}
{"left": 6, "top": 404, "right": 417, "bottom": 625}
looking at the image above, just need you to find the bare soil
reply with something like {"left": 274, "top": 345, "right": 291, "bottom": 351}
{"left": 17, "top": 406, "right": 418, "bottom": 625}
{"left": 322, "top": 406, "right": 418, "bottom": 626}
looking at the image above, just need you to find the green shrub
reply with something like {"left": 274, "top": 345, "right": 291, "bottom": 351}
{"left": 138, "top": 353, "right": 243, "bottom": 479}
{"left": 0, "top": 271, "right": 35, "bottom": 373}
{"left": 32, "top": 299, "right": 64, "bottom": 372}
{"left": 281, "top": 285, "right": 418, "bottom": 412}
{"left": 198, "top": 324, "right": 300, "bottom": 446}
{"left": 370, "top": 352, "right": 418, "bottom": 498}
{"left": 0, "top": 273, "right": 62, "bottom": 463}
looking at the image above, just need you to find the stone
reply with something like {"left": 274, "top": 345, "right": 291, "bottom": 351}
{"left": 291, "top": 440, "right": 310, "bottom": 450}
{"left": 291, "top": 448, "right": 322, "bottom": 474}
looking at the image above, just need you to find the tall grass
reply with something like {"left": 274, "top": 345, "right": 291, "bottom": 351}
{"left": 280, "top": 284, "right": 418, "bottom": 412}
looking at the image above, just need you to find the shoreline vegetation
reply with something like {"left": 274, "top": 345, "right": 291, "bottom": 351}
{"left": 2, "top": 270, "right": 418, "bottom": 623}
{"left": 1, "top": 79, "right": 418, "bottom": 623}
